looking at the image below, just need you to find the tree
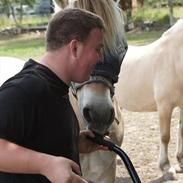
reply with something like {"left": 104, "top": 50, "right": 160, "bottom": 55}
{"left": 0, "top": 0, "right": 36, "bottom": 25}
{"left": 168, "top": 0, "right": 174, "bottom": 26}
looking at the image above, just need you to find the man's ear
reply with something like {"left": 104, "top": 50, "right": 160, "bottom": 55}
{"left": 70, "top": 39, "right": 82, "bottom": 58}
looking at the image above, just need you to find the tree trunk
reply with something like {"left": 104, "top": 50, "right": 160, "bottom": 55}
{"left": 168, "top": 0, "right": 174, "bottom": 26}
{"left": 19, "top": 0, "right": 23, "bottom": 23}
{"left": 10, "top": 5, "right": 18, "bottom": 25}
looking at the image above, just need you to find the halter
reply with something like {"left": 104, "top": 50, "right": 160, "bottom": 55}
{"left": 71, "top": 75, "right": 115, "bottom": 99}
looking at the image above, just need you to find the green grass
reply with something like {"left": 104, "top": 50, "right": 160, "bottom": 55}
{"left": 0, "top": 15, "right": 50, "bottom": 30}
{"left": 0, "top": 30, "right": 164, "bottom": 60}
{"left": 126, "top": 30, "right": 164, "bottom": 45}
{"left": 174, "top": 6, "right": 183, "bottom": 18}
{"left": 0, "top": 33, "right": 45, "bottom": 60}
{"left": 0, "top": 6, "right": 182, "bottom": 60}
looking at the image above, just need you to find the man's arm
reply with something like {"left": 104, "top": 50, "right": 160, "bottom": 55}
{"left": 0, "top": 138, "right": 87, "bottom": 183}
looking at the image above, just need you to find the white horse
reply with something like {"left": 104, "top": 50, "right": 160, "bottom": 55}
{"left": 115, "top": 19, "right": 183, "bottom": 178}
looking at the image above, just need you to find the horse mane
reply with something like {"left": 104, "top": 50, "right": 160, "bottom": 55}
{"left": 56, "top": 0, "right": 126, "bottom": 58}
{"left": 54, "top": 0, "right": 69, "bottom": 9}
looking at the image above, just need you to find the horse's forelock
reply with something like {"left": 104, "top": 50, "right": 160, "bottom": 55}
{"left": 54, "top": 0, "right": 68, "bottom": 9}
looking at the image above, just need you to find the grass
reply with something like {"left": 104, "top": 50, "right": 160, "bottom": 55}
{"left": 0, "top": 15, "right": 50, "bottom": 30}
{"left": 0, "top": 29, "right": 164, "bottom": 60}
{"left": 0, "top": 5, "right": 182, "bottom": 60}
{"left": 0, "top": 32, "right": 45, "bottom": 60}
{"left": 126, "top": 30, "right": 164, "bottom": 45}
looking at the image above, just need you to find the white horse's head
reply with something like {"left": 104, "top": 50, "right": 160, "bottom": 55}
{"left": 54, "top": 0, "right": 128, "bottom": 135}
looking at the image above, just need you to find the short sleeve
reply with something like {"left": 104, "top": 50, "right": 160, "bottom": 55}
{"left": 0, "top": 85, "right": 34, "bottom": 144}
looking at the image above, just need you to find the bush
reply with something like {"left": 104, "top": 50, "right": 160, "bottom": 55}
{"left": 132, "top": 6, "right": 171, "bottom": 30}
{"left": 147, "top": 0, "right": 183, "bottom": 7}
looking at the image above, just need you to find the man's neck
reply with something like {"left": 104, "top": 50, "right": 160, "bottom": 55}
{"left": 40, "top": 49, "right": 71, "bottom": 85}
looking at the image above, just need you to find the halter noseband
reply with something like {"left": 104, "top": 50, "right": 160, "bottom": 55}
{"left": 71, "top": 75, "right": 115, "bottom": 99}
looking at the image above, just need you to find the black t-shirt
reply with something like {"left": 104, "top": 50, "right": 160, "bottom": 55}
{"left": 0, "top": 59, "right": 80, "bottom": 182}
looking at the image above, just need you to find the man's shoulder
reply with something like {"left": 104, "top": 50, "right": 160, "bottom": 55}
{"left": 0, "top": 69, "right": 48, "bottom": 100}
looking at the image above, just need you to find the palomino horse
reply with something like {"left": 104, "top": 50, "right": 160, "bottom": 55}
{"left": 76, "top": 18, "right": 183, "bottom": 180}
{"left": 115, "top": 19, "right": 183, "bottom": 178}
{"left": 53, "top": 0, "right": 128, "bottom": 182}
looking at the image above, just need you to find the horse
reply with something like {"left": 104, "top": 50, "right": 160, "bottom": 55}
{"left": 75, "top": 18, "right": 183, "bottom": 180}
{"left": 115, "top": 18, "right": 183, "bottom": 179}
{"left": 53, "top": 0, "right": 128, "bottom": 182}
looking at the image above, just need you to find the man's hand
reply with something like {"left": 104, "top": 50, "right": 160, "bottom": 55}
{"left": 41, "top": 156, "right": 88, "bottom": 183}
{"left": 0, "top": 139, "right": 88, "bottom": 183}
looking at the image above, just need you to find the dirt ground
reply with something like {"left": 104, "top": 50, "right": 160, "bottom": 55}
{"left": 115, "top": 108, "right": 183, "bottom": 183}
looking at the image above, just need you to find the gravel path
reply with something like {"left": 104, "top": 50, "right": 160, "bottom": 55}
{"left": 115, "top": 108, "right": 183, "bottom": 183}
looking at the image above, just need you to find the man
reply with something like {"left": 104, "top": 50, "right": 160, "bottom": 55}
{"left": 0, "top": 8, "right": 105, "bottom": 183}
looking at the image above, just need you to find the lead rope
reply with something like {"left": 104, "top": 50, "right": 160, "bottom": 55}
{"left": 87, "top": 133, "right": 142, "bottom": 183}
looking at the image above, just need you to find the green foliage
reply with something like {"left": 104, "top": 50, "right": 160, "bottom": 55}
{"left": 0, "top": 0, "right": 37, "bottom": 26}
{"left": 147, "top": 0, "right": 159, "bottom": 6}
{"left": 147, "top": 0, "right": 183, "bottom": 6}
{"left": 132, "top": 5, "right": 183, "bottom": 27}
{"left": 133, "top": 6, "right": 168, "bottom": 25}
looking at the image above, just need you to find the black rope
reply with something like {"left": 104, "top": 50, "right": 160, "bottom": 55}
{"left": 87, "top": 134, "right": 142, "bottom": 183}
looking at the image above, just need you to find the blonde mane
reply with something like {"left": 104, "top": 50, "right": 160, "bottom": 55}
{"left": 54, "top": 0, "right": 126, "bottom": 58}
{"left": 54, "top": 0, "right": 69, "bottom": 9}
